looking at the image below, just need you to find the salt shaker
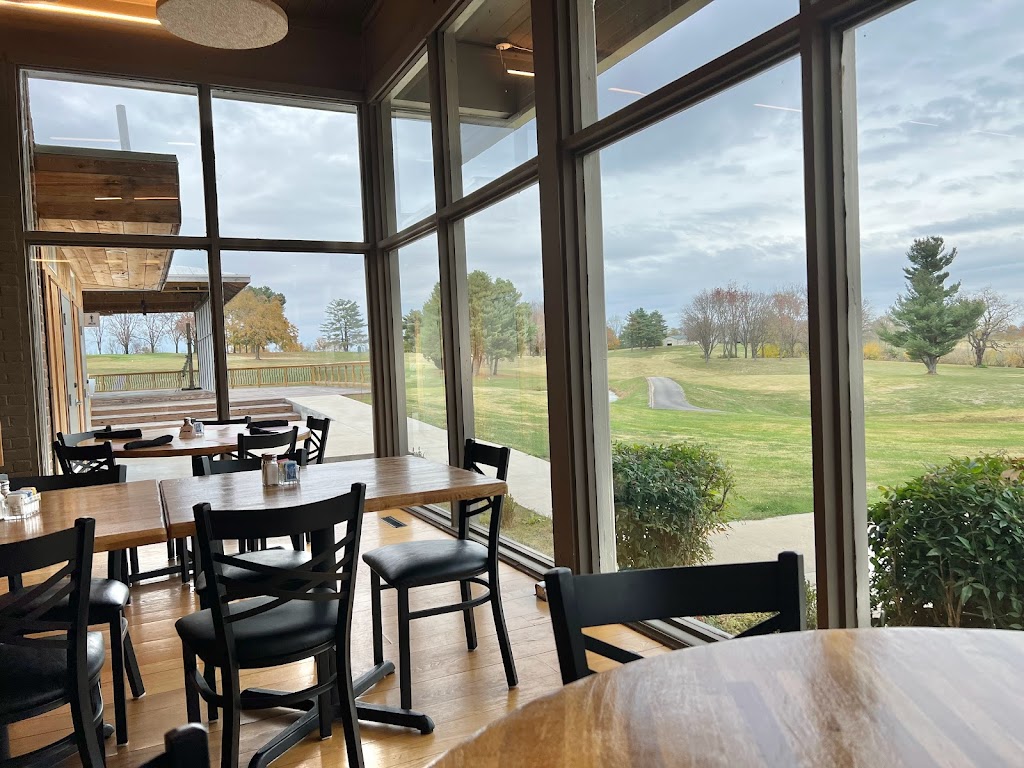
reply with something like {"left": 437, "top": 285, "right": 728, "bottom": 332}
{"left": 261, "top": 454, "right": 279, "bottom": 487}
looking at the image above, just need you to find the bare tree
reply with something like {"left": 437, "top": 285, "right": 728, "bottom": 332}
{"left": 108, "top": 313, "right": 141, "bottom": 355}
{"left": 967, "top": 288, "right": 1021, "bottom": 367}
{"left": 682, "top": 289, "right": 722, "bottom": 363}
{"left": 716, "top": 283, "right": 744, "bottom": 358}
{"left": 86, "top": 317, "right": 105, "bottom": 354}
{"left": 169, "top": 312, "right": 194, "bottom": 354}
{"left": 739, "top": 289, "right": 773, "bottom": 358}
{"left": 142, "top": 314, "right": 172, "bottom": 354}
{"left": 770, "top": 285, "right": 808, "bottom": 358}
{"left": 860, "top": 297, "right": 876, "bottom": 338}
{"left": 607, "top": 314, "right": 624, "bottom": 337}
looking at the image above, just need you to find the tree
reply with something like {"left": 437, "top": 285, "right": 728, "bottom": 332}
{"left": 419, "top": 283, "right": 444, "bottom": 370}
{"left": 225, "top": 287, "right": 297, "bottom": 359}
{"left": 467, "top": 270, "right": 492, "bottom": 374}
{"left": 403, "top": 309, "right": 423, "bottom": 353}
{"left": 249, "top": 285, "right": 286, "bottom": 307}
{"left": 529, "top": 302, "right": 546, "bottom": 356}
{"left": 620, "top": 308, "right": 665, "bottom": 349}
{"left": 169, "top": 313, "right": 193, "bottom": 354}
{"left": 966, "top": 288, "right": 1020, "bottom": 367}
{"left": 770, "top": 286, "right": 808, "bottom": 358}
{"left": 320, "top": 299, "right": 367, "bottom": 352}
{"left": 878, "top": 237, "right": 985, "bottom": 374}
{"left": 86, "top": 317, "right": 105, "bottom": 355}
{"left": 738, "top": 289, "right": 772, "bottom": 359}
{"left": 108, "top": 313, "right": 141, "bottom": 355}
{"left": 141, "top": 314, "right": 171, "bottom": 353}
{"left": 483, "top": 278, "right": 524, "bottom": 375}
{"left": 607, "top": 326, "right": 621, "bottom": 350}
{"left": 682, "top": 291, "right": 721, "bottom": 363}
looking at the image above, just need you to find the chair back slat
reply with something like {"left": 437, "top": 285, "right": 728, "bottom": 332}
{"left": 53, "top": 440, "right": 117, "bottom": 475}
{"left": 304, "top": 416, "right": 331, "bottom": 464}
{"left": 456, "top": 439, "right": 511, "bottom": 554}
{"left": 237, "top": 426, "right": 299, "bottom": 460}
{"left": 545, "top": 552, "right": 806, "bottom": 684}
{"left": 10, "top": 466, "right": 126, "bottom": 492}
{"left": 192, "top": 485, "right": 365, "bottom": 665}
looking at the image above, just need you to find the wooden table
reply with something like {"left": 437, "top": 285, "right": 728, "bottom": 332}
{"left": 90, "top": 423, "right": 311, "bottom": 459}
{"left": 0, "top": 479, "right": 166, "bottom": 552}
{"left": 159, "top": 454, "right": 506, "bottom": 539}
{"left": 431, "top": 628, "right": 1024, "bottom": 767}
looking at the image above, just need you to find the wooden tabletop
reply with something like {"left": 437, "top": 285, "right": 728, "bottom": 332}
{"left": 0, "top": 480, "right": 167, "bottom": 552}
{"left": 159, "top": 455, "right": 507, "bottom": 538}
{"left": 431, "top": 628, "right": 1024, "bottom": 767}
{"left": 91, "top": 423, "right": 311, "bottom": 458}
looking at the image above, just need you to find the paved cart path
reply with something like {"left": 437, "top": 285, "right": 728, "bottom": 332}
{"left": 647, "top": 376, "right": 720, "bottom": 412}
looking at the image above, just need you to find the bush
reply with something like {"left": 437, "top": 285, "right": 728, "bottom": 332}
{"left": 612, "top": 442, "right": 732, "bottom": 570}
{"left": 869, "top": 455, "right": 1024, "bottom": 629}
{"left": 704, "top": 580, "right": 818, "bottom": 635}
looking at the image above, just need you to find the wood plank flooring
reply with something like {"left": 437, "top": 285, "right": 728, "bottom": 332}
{"left": 7, "top": 509, "right": 666, "bottom": 767}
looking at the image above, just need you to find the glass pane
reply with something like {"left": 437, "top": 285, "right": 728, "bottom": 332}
{"left": 852, "top": 1, "right": 1024, "bottom": 629}
{"left": 449, "top": 1, "right": 537, "bottom": 195}
{"left": 397, "top": 234, "right": 449, "bottom": 462}
{"left": 389, "top": 56, "right": 436, "bottom": 232}
{"left": 590, "top": 0, "right": 797, "bottom": 122}
{"left": 212, "top": 95, "right": 364, "bottom": 241}
{"left": 462, "top": 186, "right": 552, "bottom": 557}
{"left": 26, "top": 74, "right": 204, "bottom": 236}
{"left": 33, "top": 247, "right": 210, "bottom": 480}
{"left": 594, "top": 59, "right": 814, "bottom": 631}
{"left": 219, "top": 252, "right": 372, "bottom": 460}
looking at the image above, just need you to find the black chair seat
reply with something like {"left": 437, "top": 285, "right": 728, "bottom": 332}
{"left": 0, "top": 632, "right": 105, "bottom": 718}
{"left": 176, "top": 596, "right": 338, "bottom": 667}
{"left": 0, "top": 577, "right": 129, "bottom": 622}
{"left": 194, "top": 548, "right": 310, "bottom": 594}
{"left": 363, "top": 539, "right": 489, "bottom": 588}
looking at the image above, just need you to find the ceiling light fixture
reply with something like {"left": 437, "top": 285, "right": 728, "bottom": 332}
{"left": 609, "top": 87, "right": 646, "bottom": 97}
{"left": 0, "top": 1, "right": 160, "bottom": 25}
{"left": 156, "top": 0, "right": 288, "bottom": 49}
{"left": 135, "top": 196, "right": 179, "bottom": 201}
{"left": 753, "top": 103, "right": 802, "bottom": 113}
{"left": 94, "top": 196, "right": 123, "bottom": 201}
{"left": 496, "top": 42, "right": 535, "bottom": 79}
{"left": 506, "top": 69, "right": 536, "bottom": 78}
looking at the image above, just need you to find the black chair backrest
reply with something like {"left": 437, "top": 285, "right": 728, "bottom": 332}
{"left": 57, "top": 430, "right": 103, "bottom": 448}
{"left": 203, "top": 417, "right": 251, "bottom": 426}
{"left": 53, "top": 440, "right": 116, "bottom": 475}
{"left": 10, "top": 465, "right": 127, "bottom": 492}
{"left": 0, "top": 518, "right": 95, "bottom": 690}
{"left": 141, "top": 724, "right": 210, "bottom": 768}
{"left": 192, "top": 484, "right": 365, "bottom": 671}
{"left": 194, "top": 451, "right": 307, "bottom": 478}
{"left": 456, "top": 439, "right": 511, "bottom": 553}
{"left": 544, "top": 552, "right": 806, "bottom": 684}
{"left": 237, "top": 426, "right": 299, "bottom": 460}
{"left": 303, "top": 416, "right": 331, "bottom": 464}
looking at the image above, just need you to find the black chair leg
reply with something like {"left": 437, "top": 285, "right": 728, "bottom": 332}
{"left": 370, "top": 571, "right": 384, "bottom": 666}
{"left": 489, "top": 570, "right": 518, "bottom": 688}
{"left": 460, "top": 580, "right": 478, "bottom": 651}
{"left": 315, "top": 652, "right": 333, "bottom": 740}
{"left": 182, "top": 647, "right": 201, "bottom": 724}
{"left": 129, "top": 547, "right": 140, "bottom": 580}
{"left": 204, "top": 663, "right": 219, "bottom": 722}
{"left": 123, "top": 622, "right": 145, "bottom": 698}
{"left": 335, "top": 646, "right": 364, "bottom": 768}
{"left": 71, "top": 681, "right": 106, "bottom": 768}
{"left": 166, "top": 537, "right": 175, "bottom": 560}
{"left": 176, "top": 538, "right": 189, "bottom": 583}
{"left": 110, "top": 618, "right": 129, "bottom": 745}
{"left": 398, "top": 587, "right": 413, "bottom": 711}
{"left": 221, "top": 668, "right": 242, "bottom": 768}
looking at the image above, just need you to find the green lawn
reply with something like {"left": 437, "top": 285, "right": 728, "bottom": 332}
{"left": 89, "top": 346, "right": 1024, "bottom": 523}
{"left": 85, "top": 350, "right": 370, "bottom": 375}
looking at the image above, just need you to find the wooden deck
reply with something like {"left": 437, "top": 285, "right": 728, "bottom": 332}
{"left": 7, "top": 509, "right": 666, "bottom": 767}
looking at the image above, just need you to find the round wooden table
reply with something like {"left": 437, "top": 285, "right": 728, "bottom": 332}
{"left": 90, "top": 423, "right": 310, "bottom": 459}
{"left": 431, "top": 628, "right": 1024, "bottom": 767}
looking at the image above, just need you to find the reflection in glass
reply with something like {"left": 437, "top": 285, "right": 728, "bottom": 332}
{"left": 26, "top": 75, "right": 204, "bottom": 236}
{"left": 462, "top": 186, "right": 552, "bottom": 557}
{"left": 212, "top": 96, "right": 364, "bottom": 241}
{"left": 388, "top": 57, "right": 436, "bottom": 232}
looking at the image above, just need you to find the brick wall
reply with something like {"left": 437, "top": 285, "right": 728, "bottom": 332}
{"left": 0, "top": 60, "right": 44, "bottom": 475}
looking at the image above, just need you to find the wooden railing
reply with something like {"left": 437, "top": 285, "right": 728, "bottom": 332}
{"left": 92, "top": 362, "right": 371, "bottom": 393}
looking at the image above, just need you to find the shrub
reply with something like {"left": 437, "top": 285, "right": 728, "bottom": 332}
{"left": 869, "top": 455, "right": 1024, "bottom": 629}
{"left": 704, "top": 580, "right": 818, "bottom": 635}
{"left": 612, "top": 442, "right": 732, "bottom": 570}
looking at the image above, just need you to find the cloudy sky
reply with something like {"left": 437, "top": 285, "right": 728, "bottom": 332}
{"left": 26, "top": 0, "right": 1024, "bottom": 349}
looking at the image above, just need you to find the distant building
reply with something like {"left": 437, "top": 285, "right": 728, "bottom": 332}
{"left": 663, "top": 336, "right": 686, "bottom": 347}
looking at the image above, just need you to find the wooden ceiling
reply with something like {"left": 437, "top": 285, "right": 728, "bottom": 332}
{"left": 33, "top": 145, "right": 181, "bottom": 292}
{"left": 26, "top": 0, "right": 375, "bottom": 26}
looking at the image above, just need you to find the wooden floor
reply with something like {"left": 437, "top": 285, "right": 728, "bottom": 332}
{"left": 8, "top": 509, "right": 665, "bottom": 767}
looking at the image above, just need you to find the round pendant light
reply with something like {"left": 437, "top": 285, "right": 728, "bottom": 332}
{"left": 156, "top": 0, "right": 288, "bottom": 50}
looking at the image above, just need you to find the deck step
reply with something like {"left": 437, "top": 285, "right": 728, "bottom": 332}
{"left": 90, "top": 392, "right": 302, "bottom": 430}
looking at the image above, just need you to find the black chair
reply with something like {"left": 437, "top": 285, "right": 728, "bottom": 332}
{"left": 176, "top": 486, "right": 367, "bottom": 768}
{"left": 362, "top": 438, "right": 517, "bottom": 711}
{"left": 56, "top": 429, "right": 107, "bottom": 447}
{"left": 141, "top": 724, "right": 210, "bottom": 768}
{"left": 8, "top": 468, "right": 146, "bottom": 746}
{"left": 203, "top": 417, "right": 251, "bottom": 426}
{"left": 53, "top": 438, "right": 116, "bottom": 475}
{"left": 544, "top": 551, "right": 806, "bottom": 684}
{"left": 304, "top": 416, "right": 331, "bottom": 464}
{"left": 0, "top": 518, "right": 106, "bottom": 767}
{"left": 237, "top": 426, "right": 299, "bottom": 460}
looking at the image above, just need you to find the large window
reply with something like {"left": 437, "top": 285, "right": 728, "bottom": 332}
{"left": 449, "top": 0, "right": 537, "bottom": 195}
{"left": 388, "top": 56, "right": 436, "bottom": 232}
{"left": 397, "top": 234, "right": 449, "bottom": 462}
{"left": 461, "top": 185, "right": 552, "bottom": 556}
{"left": 851, "top": 0, "right": 1024, "bottom": 629}
{"left": 587, "top": 0, "right": 797, "bottom": 121}
{"left": 593, "top": 60, "right": 814, "bottom": 614}
{"left": 25, "top": 74, "right": 205, "bottom": 236}
{"left": 219, "top": 251, "right": 372, "bottom": 459}
{"left": 212, "top": 94, "right": 364, "bottom": 241}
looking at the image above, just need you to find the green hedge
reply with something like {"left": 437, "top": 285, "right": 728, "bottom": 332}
{"left": 869, "top": 455, "right": 1024, "bottom": 628}
{"left": 612, "top": 441, "right": 733, "bottom": 570}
